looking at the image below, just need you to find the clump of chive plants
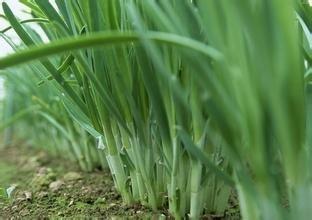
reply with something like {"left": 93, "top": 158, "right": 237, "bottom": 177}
{"left": 1, "top": 0, "right": 312, "bottom": 219}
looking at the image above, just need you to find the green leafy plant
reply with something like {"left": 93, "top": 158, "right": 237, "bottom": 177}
{"left": 0, "top": 187, "right": 8, "bottom": 200}
{"left": 0, "top": 185, "right": 15, "bottom": 201}
{"left": 1, "top": 0, "right": 312, "bottom": 219}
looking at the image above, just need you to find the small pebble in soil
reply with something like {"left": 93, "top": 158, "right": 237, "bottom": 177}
{"left": 11, "top": 205, "right": 18, "bottom": 210}
{"left": 49, "top": 180, "right": 64, "bottom": 192}
{"left": 20, "top": 209, "right": 30, "bottom": 216}
{"left": 24, "top": 191, "right": 32, "bottom": 201}
{"left": 68, "top": 199, "right": 74, "bottom": 206}
{"left": 26, "top": 157, "right": 40, "bottom": 169}
{"left": 94, "top": 197, "right": 106, "bottom": 204}
{"left": 15, "top": 197, "right": 26, "bottom": 202}
{"left": 37, "top": 167, "right": 49, "bottom": 175}
{"left": 63, "top": 172, "right": 82, "bottom": 181}
{"left": 32, "top": 167, "right": 56, "bottom": 188}
{"left": 37, "top": 191, "right": 49, "bottom": 198}
{"left": 108, "top": 203, "right": 116, "bottom": 208}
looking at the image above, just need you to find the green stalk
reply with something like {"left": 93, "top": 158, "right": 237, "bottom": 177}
{"left": 96, "top": 97, "right": 132, "bottom": 203}
{"left": 169, "top": 138, "right": 181, "bottom": 219}
{"left": 189, "top": 79, "right": 205, "bottom": 219}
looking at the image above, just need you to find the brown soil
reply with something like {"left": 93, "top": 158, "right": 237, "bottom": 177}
{"left": 0, "top": 143, "right": 163, "bottom": 219}
{"left": 0, "top": 142, "right": 240, "bottom": 219}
